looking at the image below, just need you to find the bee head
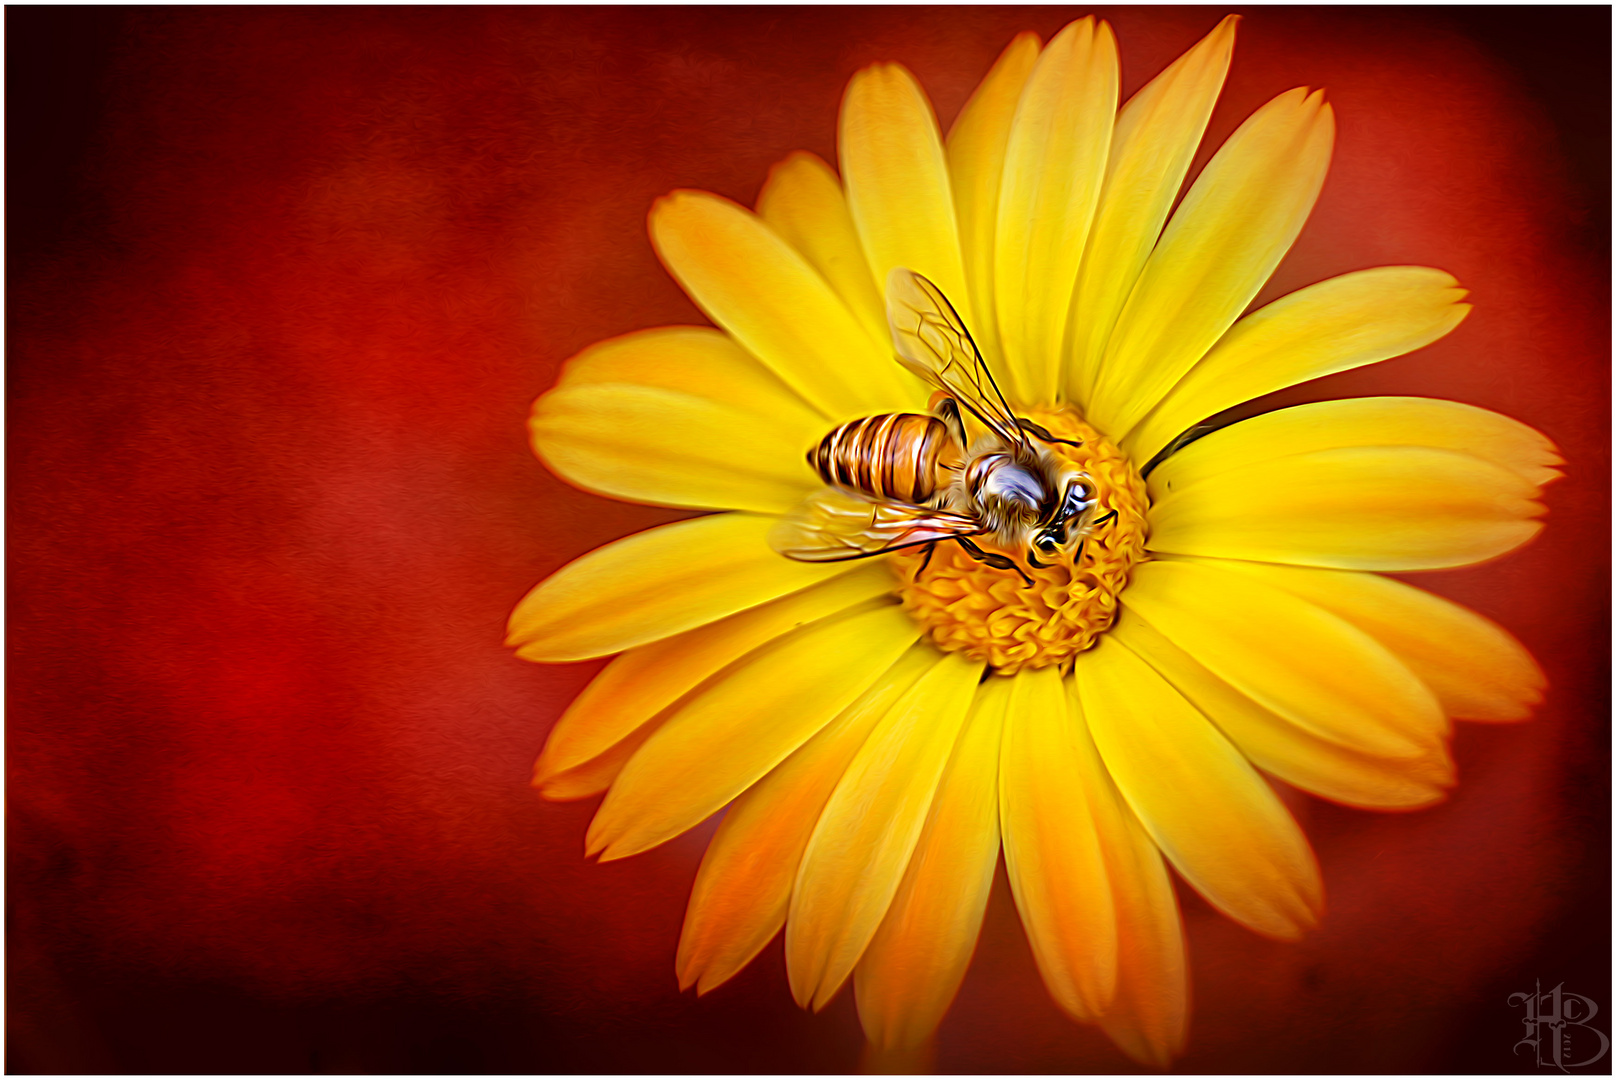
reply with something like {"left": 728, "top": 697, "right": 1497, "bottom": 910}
{"left": 1027, "top": 476, "right": 1098, "bottom": 566}
{"left": 1055, "top": 476, "right": 1097, "bottom": 537}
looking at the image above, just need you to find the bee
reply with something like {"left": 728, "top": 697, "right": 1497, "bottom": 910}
{"left": 770, "top": 268, "right": 1116, "bottom": 585}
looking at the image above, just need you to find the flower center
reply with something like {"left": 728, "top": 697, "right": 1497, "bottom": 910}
{"left": 891, "top": 407, "right": 1149, "bottom": 676}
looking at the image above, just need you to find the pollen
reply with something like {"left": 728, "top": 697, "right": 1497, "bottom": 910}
{"left": 892, "top": 408, "right": 1149, "bottom": 676}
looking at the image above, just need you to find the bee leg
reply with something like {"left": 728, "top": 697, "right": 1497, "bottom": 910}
{"left": 918, "top": 540, "right": 938, "bottom": 574}
{"left": 955, "top": 536, "right": 1035, "bottom": 587}
{"left": 1016, "top": 418, "right": 1083, "bottom": 448}
{"left": 1074, "top": 540, "right": 1085, "bottom": 565}
{"left": 1091, "top": 509, "right": 1118, "bottom": 529}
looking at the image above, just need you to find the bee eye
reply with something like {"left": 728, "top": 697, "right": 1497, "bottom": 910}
{"left": 1063, "top": 482, "right": 1093, "bottom": 520}
{"left": 1035, "top": 535, "right": 1058, "bottom": 555}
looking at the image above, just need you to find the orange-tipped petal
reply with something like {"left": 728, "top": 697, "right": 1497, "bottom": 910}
{"left": 1126, "top": 270, "right": 1473, "bottom": 465}
{"left": 999, "top": 666, "right": 1117, "bottom": 1019}
{"left": 1065, "top": 678, "right": 1188, "bottom": 1066}
{"left": 786, "top": 650, "right": 982, "bottom": 1010}
{"left": 1069, "top": 14, "right": 1237, "bottom": 404}
{"left": 1148, "top": 446, "right": 1545, "bottom": 572}
{"left": 1121, "top": 559, "right": 1444, "bottom": 758}
{"left": 1206, "top": 560, "right": 1545, "bottom": 723}
{"left": 1113, "top": 612, "right": 1454, "bottom": 812}
{"left": 533, "top": 564, "right": 897, "bottom": 794}
{"left": 507, "top": 513, "right": 861, "bottom": 663}
{"left": 1076, "top": 637, "right": 1323, "bottom": 941}
{"left": 1089, "top": 88, "right": 1334, "bottom": 439}
{"left": 588, "top": 602, "right": 920, "bottom": 860}
{"left": 1148, "top": 396, "right": 1563, "bottom": 496}
{"left": 650, "top": 190, "right": 913, "bottom": 419}
{"left": 854, "top": 672, "right": 1005, "bottom": 1048}
{"left": 757, "top": 151, "right": 889, "bottom": 344}
{"left": 676, "top": 644, "right": 939, "bottom": 995}
{"left": 839, "top": 63, "right": 970, "bottom": 340}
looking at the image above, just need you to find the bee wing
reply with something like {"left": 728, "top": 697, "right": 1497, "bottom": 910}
{"left": 885, "top": 267, "right": 1029, "bottom": 454}
{"left": 769, "top": 487, "right": 984, "bottom": 562}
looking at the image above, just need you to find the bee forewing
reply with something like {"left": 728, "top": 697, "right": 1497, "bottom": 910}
{"left": 885, "top": 268, "right": 1027, "bottom": 452}
{"left": 770, "top": 487, "right": 983, "bottom": 562}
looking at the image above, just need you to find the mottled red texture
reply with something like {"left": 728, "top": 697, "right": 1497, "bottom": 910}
{"left": 9, "top": 7, "right": 1608, "bottom": 1073}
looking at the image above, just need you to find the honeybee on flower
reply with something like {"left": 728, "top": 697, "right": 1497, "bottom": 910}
{"left": 509, "top": 13, "right": 1557, "bottom": 1066}
{"left": 774, "top": 268, "right": 1113, "bottom": 585}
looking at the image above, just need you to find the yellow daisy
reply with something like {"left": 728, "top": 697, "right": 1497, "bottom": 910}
{"left": 508, "top": 15, "right": 1559, "bottom": 1066}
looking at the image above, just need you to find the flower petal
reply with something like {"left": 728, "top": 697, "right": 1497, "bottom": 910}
{"left": 1065, "top": 678, "right": 1187, "bottom": 1066}
{"left": 1068, "top": 15, "right": 1236, "bottom": 405}
{"left": 536, "top": 326, "right": 828, "bottom": 515}
{"left": 1113, "top": 612, "right": 1454, "bottom": 811}
{"left": 1095, "top": 817, "right": 1188, "bottom": 1068}
{"left": 1076, "top": 636, "right": 1323, "bottom": 940}
{"left": 1000, "top": 666, "right": 1117, "bottom": 1019}
{"left": 555, "top": 324, "right": 814, "bottom": 407}
{"left": 532, "top": 383, "right": 822, "bottom": 513}
{"left": 588, "top": 601, "right": 921, "bottom": 860}
{"left": 945, "top": 31, "right": 1041, "bottom": 367}
{"left": 650, "top": 190, "right": 912, "bottom": 419}
{"left": 1148, "top": 396, "right": 1563, "bottom": 496}
{"left": 533, "top": 564, "right": 898, "bottom": 793}
{"left": 1207, "top": 560, "right": 1545, "bottom": 722}
{"left": 676, "top": 643, "right": 939, "bottom": 995}
{"left": 757, "top": 151, "right": 889, "bottom": 344}
{"left": 1126, "top": 268, "right": 1472, "bottom": 464}
{"left": 839, "top": 63, "right": 970, "bottom": 331}
{"left": 537, "top": 732, "right": 653, "bottom": 803}
{"left": 1087, "top": 88, "right": 1334, "bottom": 440}
{"left": 994, "top": 17, "right": 1119, "bottom": 405}
{"left": 1147, "top": 445, "right": 1545, "bottom": 571}
{"left": 786, "top": 650, "right": 982, "bottom": 1010}
{"left": 507, "top": 513, "right": 862, "bottom": 662}
{"left": 1121, "top": 559, "right": 1445, "bottom": 758}
{"left": 854, "top": 669, "right": 1005, "bottom": 1049}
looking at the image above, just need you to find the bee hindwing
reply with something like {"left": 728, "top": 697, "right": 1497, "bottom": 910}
{"left": 769, "top": 487, "right": 984, "bottom": 562}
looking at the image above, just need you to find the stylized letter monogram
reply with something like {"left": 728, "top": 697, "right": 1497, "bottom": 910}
{"left": 1510, "top": 979, "right": 1611, "bottom": 1071}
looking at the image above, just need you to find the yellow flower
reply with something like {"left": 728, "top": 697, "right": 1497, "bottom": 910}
{"left": 508, "top": 15, "right": 1559, "bottom": 1066}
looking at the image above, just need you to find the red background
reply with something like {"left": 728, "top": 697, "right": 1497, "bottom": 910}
{"left": 9, "top": 7, "right": 1609, "bottom": 1073}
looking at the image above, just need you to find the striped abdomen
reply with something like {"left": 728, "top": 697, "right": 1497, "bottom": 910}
{"left": 810, "top": 413, "right": 959, "bottom": 505}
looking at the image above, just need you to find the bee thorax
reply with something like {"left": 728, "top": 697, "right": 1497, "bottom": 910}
{"left": 977, "top": 461, "right": 1044, "bottom": 511}
{"left": 961, "top": 454, "right": 1046, "bottom": 538}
